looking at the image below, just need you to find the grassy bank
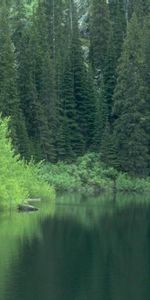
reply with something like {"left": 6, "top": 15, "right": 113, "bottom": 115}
{"left": 0, "top": 117, "right": 55, "bottom": 210}
{"left": 38, "top": 153, "right": 150, "bottom": 194}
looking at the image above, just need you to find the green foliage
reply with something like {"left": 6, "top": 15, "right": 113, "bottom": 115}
{"left": 0, "top": 0, "right": 150, "bottom": 178}
{"left": 20, "top": 161, "right": 56, "bottom": 201}
{"left": 38, "top": 153, "right": 150, "bottom": 194}
{"left": 113, "top": 14, "right": 149, "bottom": 176}
{"left": 127, "top": 0, "right": 150, "bottom": 21}
{"left": 100, "top": 121, "right": 119, "bottom": 169}
{"left": 102, "top": 168, "right": 118, "bottom": 182}
{"left": 89, "top": 0, "right": 111, "bottom": 76}
{"left": 0, "top": 117, "right": 27, "bottom": 209}
{"left": 0, "top": 116, "right": 55, "bottom": 210}
{"left": 0, "top": 2, "right": 29, "bottom": 157}
{"left": 38, "top": 162, "right": 82, "bottom": 192}
{"left": 116, "top": 173, "right": 150, "bottom": 192}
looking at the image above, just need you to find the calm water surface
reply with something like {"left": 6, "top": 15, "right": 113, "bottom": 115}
{"left": 0, "top": 193, "right": 150, "bottom": 300}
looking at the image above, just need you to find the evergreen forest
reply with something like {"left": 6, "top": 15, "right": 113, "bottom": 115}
{"left": 0, "top": 0, "right": 150, "bottom": 179}
{"left": 1, "top": 3, "right": 150, "bottom": 298}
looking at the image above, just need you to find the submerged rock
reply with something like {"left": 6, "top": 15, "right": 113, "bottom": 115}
{"left": 18, "top": 204, "right": 39, "bottom": 212}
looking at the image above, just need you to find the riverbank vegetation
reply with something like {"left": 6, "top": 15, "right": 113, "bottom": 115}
{"left": 38, "top": 153, "right": 150, "bottom": 194}
{"left": 0, "top": 0, "right": 150, "bottom": 178}
{"left": 0, "top": 117, "right": 55, "bottom": 211}
{"left": 0, "top": 0, "right": 150, "bottom": 208}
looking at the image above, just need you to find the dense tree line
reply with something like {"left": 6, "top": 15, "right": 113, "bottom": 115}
{"left": 0, "top": 0, "right": 149, "bottom": 177}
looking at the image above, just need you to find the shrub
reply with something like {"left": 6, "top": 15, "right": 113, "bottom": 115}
{"left": 0, "top": 116, "right": 55, "bottom": 210}
{"left": 38, "top": 153, "right": 150, "bottom": 194}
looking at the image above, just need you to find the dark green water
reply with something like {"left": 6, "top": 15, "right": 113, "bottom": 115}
{"left": 0, "top": 193, "right": 150, "bottom": 300}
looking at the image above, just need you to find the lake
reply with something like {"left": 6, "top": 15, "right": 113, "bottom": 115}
{"left": 0, "top": 192, "right": 150, "bottom": 300}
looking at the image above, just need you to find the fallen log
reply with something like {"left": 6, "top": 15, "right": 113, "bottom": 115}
{"left": 27, "top": 198, "right": 41, "bottom": 203}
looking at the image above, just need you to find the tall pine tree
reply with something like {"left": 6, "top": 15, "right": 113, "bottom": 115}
{"left": 0, "top": 1, "right": 29, "bottom": 158}
{"left": 113, "top": 14, "right": 149, "bottom": 176}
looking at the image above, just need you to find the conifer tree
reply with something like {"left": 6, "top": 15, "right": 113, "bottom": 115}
{"left": 89, "top": 0, "right": 111, "bottom": 79}
{"left": 94, "top": 77, "right": 107, "bottom": 149}
{"left": 56, "top": 1, "right": 96, "bottom": 157}
{"left": 109, "top": 0, "right": 127, "bottom": 63}
{"left": 60, "top": 55, "right": 84, "bottom": 159}
{"left": 89, "top": 0, "right": 112, "bottom": 148}
{"left": 127, "top": 0, "right": 150, "bottom": 21}
{"left": 12, "top": 4, "right": 40, "bottom": 158}
{"left": 104, "top": 0, "right": 127, "bottom": 120}
{"left": 0, "top": 2, "right": 29, "bottom": 158}
{"left": 36, "top": 0, "right": 73, "bottom": 161}
{"left": 12, "top": 1, "right": 58, "bottom": 161}
{"left": 100, "top": 121, "right": 119, "bottom": 168}
{"left": 33, "top": 3, "right": 57, "bottom": 161}
{"left": 113, "top": 14, "right": 149, "bottom": 176}
{"left": 71, "top": 2, "right": 96, "bottom": 151}
{"left": 142, "top": 14, "right": 150, "bottom": 173}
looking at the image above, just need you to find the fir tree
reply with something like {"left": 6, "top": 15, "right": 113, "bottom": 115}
{"left": 113, "top": 14, "right": 149, "bottom": 176}
{"left": 94, "top": 77, "right": 107, "bottom": 149}
{"left": 89, "top": 0, "right": 112, "bottom": 148}
{"left": 109, "top": 0, "right": 127, "bottom": 63}
{"left": 127, "top": 0, "right": 150, "bottom": 20}
{"left": 89, "top": 0, "right": 111, "bottom": 79}
{"left": 0, "top": 2, "right": 29, "bottom": 158}
{"left": 71, "top": 3, "right": 96, "bottom": 151}
{"left": 60, "top": 55, "right": 83, "bottom": 159}
{"left": 33, "top": 4, "right": 57, "bottom": 161}
{"left": 104, "top": 0, "right": 127, "bottom": 121}
{"left": 100, "top": 121, "right": 119, "bottom": 169}
{"left": 142, "top": 14, "right": 150, "bottom": 173}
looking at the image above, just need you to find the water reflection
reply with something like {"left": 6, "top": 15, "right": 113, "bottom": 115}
{"left": 0, "top": 201, "right": 55, "bottom": 299}
{"left": 1, "top": 194, "right": 150, "bottom": 300}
